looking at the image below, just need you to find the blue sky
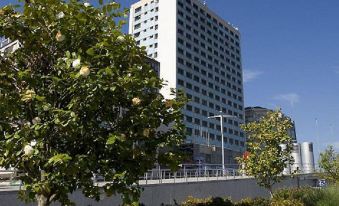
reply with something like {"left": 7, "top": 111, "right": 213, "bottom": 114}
{"left": 1, "top": 0, "right": 339, "bottom": 160}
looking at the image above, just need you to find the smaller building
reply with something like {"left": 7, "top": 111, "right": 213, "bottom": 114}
{"left": 245, "top": 106, "right": 315, "bottom": 174}
{"left": 245, "top": 106, "right": 297, "bottom": 142}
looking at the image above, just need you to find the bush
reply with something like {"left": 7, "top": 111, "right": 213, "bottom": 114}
{"left": 316, "top": 185, "right": 339, "bottom": 206}
{"left": 180, "top": 185, "right": 339, "bottom": 206}
{"left": 235, "top": 198, "right": 270, "bottom": 206}
{"left": 181, "top": 196, "right": 234, "bottom": 206}
{"left": 273, "top": 187, "right": 323, "bottom": 206}
{"left": 270, "top": 199, "right": 304, "bottom": 206}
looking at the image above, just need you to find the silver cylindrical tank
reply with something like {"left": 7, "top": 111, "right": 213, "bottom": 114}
{"left": 280, "top": 144, "right": 291, "bottom": 175}
{"left": 291, "top": 143, "right": 302, "bottom": 173}
{"left": 300, "top": 142, "right": 315, "bottom": 173}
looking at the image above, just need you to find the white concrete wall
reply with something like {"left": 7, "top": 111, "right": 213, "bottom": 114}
{"left": 1, "top": 175, "right": 317, "bottom": 206}
{"left": 158, "top": 0, "right": 177, "bottom": 99}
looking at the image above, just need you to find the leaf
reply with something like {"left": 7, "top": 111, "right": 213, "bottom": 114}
{"left": 86, "top": 48, "right": 95, "bottom": 56}
{"left": 106, "top": 134, "right": 117, "bottom": 145}
{"left": 47, "top": 154, "right": 72, "bottom": 166}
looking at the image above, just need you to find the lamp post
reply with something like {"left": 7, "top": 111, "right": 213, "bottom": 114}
{"left": 208, "top": 112, "right": 237, "bottom": 174}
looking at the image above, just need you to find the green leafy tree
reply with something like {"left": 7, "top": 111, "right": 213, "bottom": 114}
{"left": 237, "top": 110, "right": 294, "bottom": 197}
{"left": 319, "top": 146, "right": 339, "bottom": 184}
{"left": 0, "top": 0, "right": 186, "bottom": 205}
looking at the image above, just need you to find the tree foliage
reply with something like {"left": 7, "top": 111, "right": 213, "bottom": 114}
{"left": 0, "top": 0, "right": 186, "bottom": 205}
{"left": 237, "top": 110, "right": 293, "bottom": 196}
{"left": 319, "top": 146, "right": 339, "bottom": 184}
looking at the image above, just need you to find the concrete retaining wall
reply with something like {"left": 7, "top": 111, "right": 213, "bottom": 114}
{"left": 0, "top": 175, "right": 317, "bottom": 206}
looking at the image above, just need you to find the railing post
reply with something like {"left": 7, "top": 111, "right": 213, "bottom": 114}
{"left": 174, "top": 172, "right": 176, "bottom": 183}
{"left": 145, "top": 172, "right": 148, "bottom": 185}
{"left": 158, "top": 165, "right": 161, "bottom": 184}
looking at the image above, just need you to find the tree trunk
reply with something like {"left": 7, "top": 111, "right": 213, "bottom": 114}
{"left": 268, "top": 187, "right": 273, "bottom": 198}
{"left": 37, "top": 194, "right": 49, "bottom": 206}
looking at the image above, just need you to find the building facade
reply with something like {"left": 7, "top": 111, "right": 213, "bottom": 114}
{"left": 245, "top": 106, "right": 297, "bottom": 142}
{"left": 129, "top": 0, "right": 245, "bottom": 165}
{"left": 0, "top": 38, "right": 20, "bottom": 55}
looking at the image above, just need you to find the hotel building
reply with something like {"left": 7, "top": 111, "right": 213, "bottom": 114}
{"left": 129, "top": 0, "right": 245, "bottom": 165}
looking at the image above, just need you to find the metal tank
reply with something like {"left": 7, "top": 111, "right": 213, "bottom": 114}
{"left": 300, "top": 142, "right": 315, "bottom": 173}
{"left": 291, "top": 143, "right": 302, "bottom": 173}
{"left": 280, "top": 144, "right": 291, "bottom": 175}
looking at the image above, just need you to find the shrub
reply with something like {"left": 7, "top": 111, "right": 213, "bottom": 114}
{"left": 181, "top": 196, "right": 209, "bottom": 206}
{"left": 316, "top": 185, "right": 339, "bottom": 206}
{"left": 235, "top": 197, "right": 270, "bottom": 206}
{"left": 270, "top": 199, "right": 304, "bottom": 206}
{"left": 181, "top": 196, "right": 234, "bottom": 206}
{"left": 273, "top": 187, "right": 323, "bottom": 206}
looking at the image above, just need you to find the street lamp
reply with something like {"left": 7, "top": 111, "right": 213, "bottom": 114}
{"left": 208, "top": 112, "right": 237, "bottom": 174}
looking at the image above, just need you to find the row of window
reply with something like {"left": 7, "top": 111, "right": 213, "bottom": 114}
{"left": 134, "top": 1, "right": 159, "bottom": 14}
{"left": 178, "top": 67, "right": 242, "bottom": 94}
{"left": 177, "top": 10, "right": 240, "bottom": 49}
{"left": 148, "top": 52, "right": 158, "bottom": 58}
{"left": 185, "top": 117, "right": 242, "bottom": 137}
{"left": 178, "top": 0, "right": 240, "bottom": 41}
{"left": 179, "top": 86, "right": 243, "bottom": 119}
{"left": 134, "top": 16, "right": 158, "bottom": 30}
{"left": 177, "top": 21, "right": 241, "bottom": 71}
{"left": 177, "top": 54, "right": 242, "bottom": 87}
{"left": 177, "top": 45, "right": 242, "bottom": 85}
{"left": 178, "top": 73, "right": 242, "bottom": 107}
{"left": 186, "top": 104, "right": 242, "bottom": 125}
{"left": 184, "top": 98, "right": 243, "bottom": 121}
{"left": 135, "top": 33, "right": 158, "bottom": 42}
{"left": 186, "top": 127, "right": 245, "bottom": 147}
{"left": 177, "top": 26, "right": 241, "bottom": 65}
{"left": 177, "top": 58, "right": 243, "bottom": 100}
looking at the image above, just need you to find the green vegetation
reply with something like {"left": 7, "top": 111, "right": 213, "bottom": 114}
{"left": 0, "top": 0, "right": 186, "bottom": 205}
{"left": 181, "top": 196, "right": 234, "bottom": 206}
{"left": 318, "top": 146, "right": 339, "bottom": 184}
{"left": 273, "top": 187, "right": 324, "bottom": 206}
{"left": 237, "top": 110, "right": 294, "bottom": 196}
{"left": 179, "top": 186, "right": 339, "bottom": 206}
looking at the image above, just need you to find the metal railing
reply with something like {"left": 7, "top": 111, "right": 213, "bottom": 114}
{"left": 0, "top": 164, "right": 322, "bottom": 188}
{"left": 139, "top": 164, "right": 245, "bottom": 185}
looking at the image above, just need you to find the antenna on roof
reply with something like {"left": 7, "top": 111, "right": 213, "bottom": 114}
{"left": 199, "top": 0, "right": 206, "bottom": 6}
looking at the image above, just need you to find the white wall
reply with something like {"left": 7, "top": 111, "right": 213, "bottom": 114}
{"left": 158, "top": 0, "right": 177, "bottom": 99}
{"left": 1, "top": 175, "right": 317, "bottom": 206}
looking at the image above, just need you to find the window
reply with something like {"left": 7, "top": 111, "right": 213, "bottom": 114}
{"left": 194, "top": 107, "right": 200, "bottom": 114}
{"left": 135, "top": 6, "right": 141, "bottom": 13}
{"left": 186, "top": 116, "right": 193, "bottom": 123}
{"left": 187, "top": 127, "right": 193, "bottom": 135}
{"left": 194, "top": 96, "right": 200, "bottom": 103}
{"left": 186, "top": 82, "right": 192, "bottom": 89}
{"left": 135, "top": 15, "right": 141, "bottom": 21}
{"left": 134, "top": 23, "right": 141, "bottom": 30}
{"left": 178, "top": 68, "right": 184, "bottom": 75}
{"left": 186, "top": 104, "right": 192, "bottom": 111}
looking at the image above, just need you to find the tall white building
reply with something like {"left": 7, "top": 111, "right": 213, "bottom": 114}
{"left": 129, "top": 0, "right": 245, "bottom": 165}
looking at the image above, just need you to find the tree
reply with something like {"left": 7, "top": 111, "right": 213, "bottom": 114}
{"left": 319, "top": 146, "right": 339, "bottom": 184}
{"left": 0, "top": 0, "right": 186, "bottom": 205}
{"left": 237, "top": 110, "right": 294, "bottom": 197}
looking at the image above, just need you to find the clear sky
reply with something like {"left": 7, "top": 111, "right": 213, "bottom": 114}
{"left": 1, "top": 0, "right": 339, "bottom": 160}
